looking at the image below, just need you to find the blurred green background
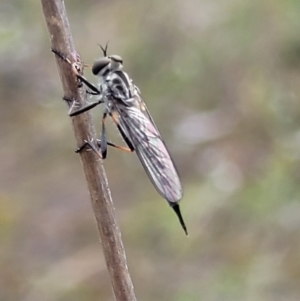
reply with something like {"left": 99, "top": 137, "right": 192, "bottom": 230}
{"left": 1, "top": 0, "right": 300, "bottom": 300}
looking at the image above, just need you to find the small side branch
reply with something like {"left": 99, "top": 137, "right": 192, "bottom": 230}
{"left": 40, "top": 1, "right": 137, "bottom": 300}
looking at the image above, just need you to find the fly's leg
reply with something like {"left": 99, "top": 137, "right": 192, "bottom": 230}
{"left": 76, "top": 108, "right": 134, "bottom": 158}
{"left": 52, "top": 49, "right": 99, "bottom": 92}
{"left": 76, "top": 73, "right": 100, "bottom": 94}
{"left": 99, "top": 110, "right": 135, "bottom": 157}
{"left": 75, "top": 139, "right": 133, "bottom": 158}
{"left": 76, "top": 110, "right": 110, "bottom": 159}
{"left": 52, "top": 49, "right": 101, "bottom": 114}
{"left": 69, "top": 101, "right": 102, "bottom": 116}
{"left": 51, "top": 49, "right": 83, "bottom": 87}
{"left": 75, "top": 113, "right": 134, "bottom": 160}
{"left": 52, "top": 49, "right": 100, "bottom": 93}
{"left": 75, "top": 139, "right": 102, "bottom": 157}
{"left": 86, "top": 90, "right": 100, "bottom": 96}
{"left": 109, "top": 112, "right": 135, "bottom": 152}
{"left": 62, "top": 96, "right": 104, "bottom": 116}
{"left": 100, "top": 111, "right": 108, "bottom": 158}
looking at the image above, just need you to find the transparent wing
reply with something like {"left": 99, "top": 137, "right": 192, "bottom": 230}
{"left": 114, "top": 97, "right": 183, "bottom": 203}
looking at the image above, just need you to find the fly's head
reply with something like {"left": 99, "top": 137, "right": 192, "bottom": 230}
{"left": 92, "top": 57, "right": 111, "bottom": 77}
{"left": 108, "top": 55, "right": 123, "bottom": 71}
{"left": 92, "top": 55, "right": 123, "bottom": 77}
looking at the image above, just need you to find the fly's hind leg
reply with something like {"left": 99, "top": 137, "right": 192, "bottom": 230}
{"left": 75, "top": 139, "right": 133, "bottom": 159}
{"left": 76, "top": 109, "right": 134, "bottom": 159}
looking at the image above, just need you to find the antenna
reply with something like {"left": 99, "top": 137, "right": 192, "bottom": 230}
{"left": 98, "top": 41, "right": 109, "bottom": 57}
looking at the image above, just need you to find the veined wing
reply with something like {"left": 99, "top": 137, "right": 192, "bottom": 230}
{"left": 113, "top": 97, "right": 183, "bottom": 204}
{"left": 133, "top": 86, "right": 160, "bottom": 133}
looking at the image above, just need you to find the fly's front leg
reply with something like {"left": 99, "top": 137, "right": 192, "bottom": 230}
{"left": 52, "top": 49, "right": 102, "bottom": 115}
{"left": 75, "top": 73, "right": 100, "bottom": 94}
{"left": 52, "top": 49, "right": 83, "bottom": 84}
{"left": 52, "top": 49, "right": 99, "bottom": 93}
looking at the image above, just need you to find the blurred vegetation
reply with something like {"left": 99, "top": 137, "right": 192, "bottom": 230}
{"left": 1, "top": 0, "right": 300, "bottom": 300}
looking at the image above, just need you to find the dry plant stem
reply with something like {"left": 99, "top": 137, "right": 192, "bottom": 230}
{"left": 40, "top": 1, "right": 137, "bottom": 300}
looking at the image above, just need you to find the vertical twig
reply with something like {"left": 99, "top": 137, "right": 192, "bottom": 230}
{"left": 40, "top": 1, "right": 137, "bottom": 300}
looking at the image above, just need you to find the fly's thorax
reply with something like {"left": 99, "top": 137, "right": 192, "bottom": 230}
{"left": 106, "top": 70, "right": 134, "bottom": 101}
{"left": 92, "top": 57, "right": 111, "bottom": 76}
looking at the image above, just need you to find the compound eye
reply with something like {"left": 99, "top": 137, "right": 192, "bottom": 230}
{"left": 109, "top": 55, "right": 123, "bottom": 64}
{"left": 92, "top": 57, "right": 111, "bottom": 75}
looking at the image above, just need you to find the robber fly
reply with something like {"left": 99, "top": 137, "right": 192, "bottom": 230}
{"left": 52, "top": 46, "right": 187, "bottom": 235}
